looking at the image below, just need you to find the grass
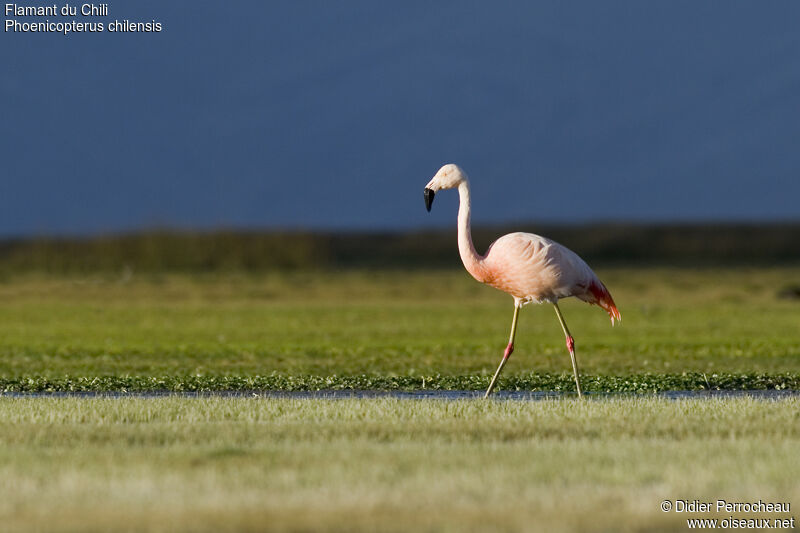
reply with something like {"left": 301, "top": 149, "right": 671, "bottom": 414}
{"left": 1, "top": 396, "right": 798, "bottom": 532}
{"left": 2, "top": 268, "right": 798, "bottom": 531}
{"left": 0, "top": 267, "right": 798, "bottom": 389}
{"left": 2, "top": 372, "right": 799, "bottom": 393}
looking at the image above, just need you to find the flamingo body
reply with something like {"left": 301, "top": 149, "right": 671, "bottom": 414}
{"left": 477, "top": 232, "right": 620, "bottom": 323}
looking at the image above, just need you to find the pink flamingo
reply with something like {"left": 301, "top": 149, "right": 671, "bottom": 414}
{"left": 423, "top": 164, "right": 621, "bottom": 398}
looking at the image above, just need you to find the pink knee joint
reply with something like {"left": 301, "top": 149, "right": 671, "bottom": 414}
{"left": 566, "top": 336, "right": 575, "bottom": 353}
{"left": 503, "top": 343, "right": 514, "bottom": 359}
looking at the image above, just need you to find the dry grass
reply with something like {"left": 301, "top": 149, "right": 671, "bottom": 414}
{"left": 0, "top": 396, "right": 798, "bottom": 532}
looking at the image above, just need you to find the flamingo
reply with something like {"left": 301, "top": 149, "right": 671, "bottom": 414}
{"left": 423, "top": 164, "right": 621, "bottom": 398}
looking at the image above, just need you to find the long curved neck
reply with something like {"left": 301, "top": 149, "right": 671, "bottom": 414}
{"left": 456, "top": 181, "right": 485, "bottom": 279}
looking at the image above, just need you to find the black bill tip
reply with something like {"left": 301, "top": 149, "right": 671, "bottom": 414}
{"left": 424, "top": 188, "right": 435, "bottom": 212}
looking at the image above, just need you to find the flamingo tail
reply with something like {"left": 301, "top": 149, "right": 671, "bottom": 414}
{"left": 586, "top": 280, "right": 621, "bottom": 325}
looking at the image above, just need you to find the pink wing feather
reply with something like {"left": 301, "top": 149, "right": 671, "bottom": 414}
{"left": 475, "top": 232, "right": 621, "bottom": 324}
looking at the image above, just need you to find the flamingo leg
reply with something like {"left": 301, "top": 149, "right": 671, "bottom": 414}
{"left": 553, "top": 302, "right": 583, "bottom": 398}
{"left": 484, "top": 301, "right": 521, "bottom": 398}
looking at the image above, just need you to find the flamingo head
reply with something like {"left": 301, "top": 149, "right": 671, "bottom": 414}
{"left": 424, "top": 163, "right": 468, "bottom": 212}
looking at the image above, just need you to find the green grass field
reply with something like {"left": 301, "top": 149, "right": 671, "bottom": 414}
{"left": 1, "top": 396, "right": 798, "bottom": 532}
{"left": 1, "top": 267, "right": 799, "bottom": 531}
{"left": 0, "top": 267, "right": 798, "bottom": 389}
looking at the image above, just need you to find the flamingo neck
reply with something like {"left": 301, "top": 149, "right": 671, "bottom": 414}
{"left": 456, "top": 181, "right": 485, "bottom": 280}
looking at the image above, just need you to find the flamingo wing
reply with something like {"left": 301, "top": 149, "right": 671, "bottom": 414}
{"left": 480, "top": 232, "right": 621, "bottom": 324}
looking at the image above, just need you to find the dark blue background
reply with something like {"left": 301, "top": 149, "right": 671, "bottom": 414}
{"left": 2, "top": 1, "right": 799, "bottom": 236}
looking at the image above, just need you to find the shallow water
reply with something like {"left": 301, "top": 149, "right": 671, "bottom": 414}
{"left": 2, "top": 390, "right": 798, "bottom": 400}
